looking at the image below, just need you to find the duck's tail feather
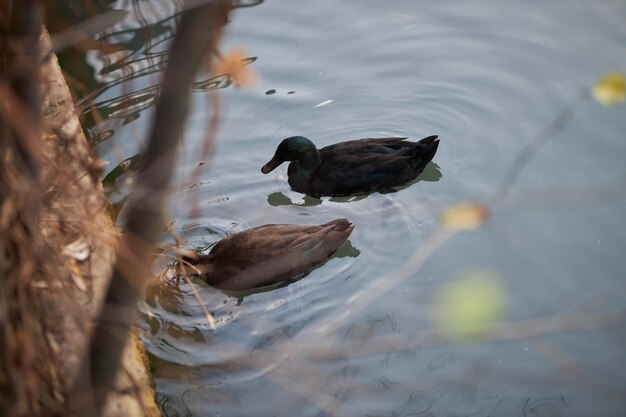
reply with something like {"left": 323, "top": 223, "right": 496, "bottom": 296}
{"left": 418, "top": 135, "right": 439, "bottom": 145}
{"left": 414, "top": 135, "right": 439, "bottom": 162}
{"left": 322, "top": 218, "right": 354, "bottom": 233}
{"left": 317, "top": 218, "right": 354, "bottom": 251}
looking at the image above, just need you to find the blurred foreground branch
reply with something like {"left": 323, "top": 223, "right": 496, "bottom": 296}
{"left": 491, "top": 88, "right": 590, "bottom": 205}
{"left": 7, "top": 0, "right": 43, "bottom": 178}
{"left": 0, "top": 2, "right": 48, "bottom": 416}
{"left": 69, "top": 1, "right": 231, "bottom": 414}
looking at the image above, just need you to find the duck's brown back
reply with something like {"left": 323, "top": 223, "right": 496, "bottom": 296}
{"left": 199, "top": 219, "right": 353, "bottom": 291}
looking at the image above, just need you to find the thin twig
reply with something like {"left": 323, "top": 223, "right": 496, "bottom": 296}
{"left": 182, "top": 275, "right": 217, "bottom": 331}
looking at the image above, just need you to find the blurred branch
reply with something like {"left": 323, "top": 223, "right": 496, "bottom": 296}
{"left": 301, "top": 308, "right": 626, "bottom": 361}
{"left": 0, "top": 84, "right": 45, "bottom": 158}
{"left": 527, "top": 338, "right": 625, "bottom": 399}
{"left": 49, "top": 9, "right": 129, "bottom": 53}
{"left": 69, "top": 0, "right": 231, "bottom": 414}
{"left": 209, "top": 307, "right": 626, "bottom": 366}
{"left": 490, "top": 88, "right": 590, "bottom": 205}
{"left": 7, "top": 0, "right": 43, "bottom": 179}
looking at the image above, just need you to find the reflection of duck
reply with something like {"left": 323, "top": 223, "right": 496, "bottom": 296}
{"left": 262, "top": 135, "right": 439, "bottom": 197}
{"left": 180, "top": 219, "right": 354, "bottom": 291}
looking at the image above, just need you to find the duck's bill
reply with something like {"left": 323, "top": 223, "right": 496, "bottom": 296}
{"left": 261, "top": 157, "right": 282, "bottom": 174}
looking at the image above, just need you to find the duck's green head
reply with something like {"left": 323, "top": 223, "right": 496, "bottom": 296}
{"left": 261, "top": 136, "right": 319, "bottom": 174}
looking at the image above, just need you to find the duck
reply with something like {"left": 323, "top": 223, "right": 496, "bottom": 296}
{"left": 179, "top": 219, "right": 354, "bottom": 291}
{"left": 261, "top": 135, "right": 439, "bottom": 197}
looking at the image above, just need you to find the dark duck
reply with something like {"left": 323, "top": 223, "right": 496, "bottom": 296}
{"left": 261, "top": 135, "right": 439, "bottom": 197}
{"left": 180, "top": 219, "right": 354, "bottom": 291}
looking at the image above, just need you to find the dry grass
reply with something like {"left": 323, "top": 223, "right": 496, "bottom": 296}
{"left": 0, "top": 15, "right": 151, "bottom": 417}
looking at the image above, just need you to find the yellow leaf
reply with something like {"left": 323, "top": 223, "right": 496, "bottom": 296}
{"left": 212, "top": 48, "right": 257, "bottom": 88}
{"left": 592, "top": 72, "right": 626, "bottom": 106}
{"left": 440, "top": 202, "right": 488, "bottom": 231}
{"left": 434, "top": 270, "right": 506, "bottom": 341}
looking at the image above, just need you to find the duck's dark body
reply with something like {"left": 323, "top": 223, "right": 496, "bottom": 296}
{"left": 183, "top": 219, "right": 353, "bottom": 291}
{"left": 262, "top": 135, "right": 439, "bottom": 197}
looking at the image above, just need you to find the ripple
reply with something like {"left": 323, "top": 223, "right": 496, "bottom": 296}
{"left": 519, "top": 397, "right": 569, "bottom": 417}
{"left": 84, "top": 0, "right": 626, "bottom": 416}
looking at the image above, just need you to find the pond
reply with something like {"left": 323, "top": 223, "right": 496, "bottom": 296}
{"left": 57, "top": 0, "right": 626, "bottom": 416}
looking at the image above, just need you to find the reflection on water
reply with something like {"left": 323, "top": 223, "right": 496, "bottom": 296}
{"left": 267, "top": 192, "right": 322, "bottom": 207}
{"left": 268, "top": 162, "right": 442, "bottom": 206}
{"left": 102, "top": 154, "right": 141, "bottom": 190}
{"left": 333, "top": 239, "right": 361, "bottom": 258}
{"left": 415, "top": 162, "right": 442, "bottom": 183}
{"left": 62, "top": 0, "right": 626, "bottom": 416}
{"left": 233, "top": 0, "right": 265, "bottom": 8}
{"left": 82, "top": 68, "right": 254, "bottom": 147}
{"left": 48, "top": 0, "right": 259, "bottom": 152}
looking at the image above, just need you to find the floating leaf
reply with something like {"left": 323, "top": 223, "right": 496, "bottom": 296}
{"left": 434, "top": 270, "right": 506, "bottom": 341}
{"left": 592, "top": 72, "right": 626, "bottom": 106}
{"left": 212, "top": 48, "right": 257, "bottom": 88}
{"left": 440, "top": 202, "right": 488, "bottom": 230}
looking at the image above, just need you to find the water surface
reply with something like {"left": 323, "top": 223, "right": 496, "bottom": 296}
{"left": 69, "top": 1, "right": 626, "bottom": 416}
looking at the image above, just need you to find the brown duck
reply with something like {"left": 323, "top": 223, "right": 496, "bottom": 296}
{"left": 181, "top": 219, "right": 354, "bottom": 291}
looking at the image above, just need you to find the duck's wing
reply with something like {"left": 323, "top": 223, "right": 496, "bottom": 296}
{"left": 311, "top": 136, "right": 439, "bottom": 195}
{"left": 318, "top": 140, "right": 415, "bottom": 176}
{"left": 202, "top": 220, "right": 354, "bottom": 290}
{"left": 207, "top": 223, "right": 323, "bottom": 267}
{"left": 319, "top": 136, "right": 439, "bottom": 171}
{"left": 320, "top": 137, "right": 410, "bottom": 155}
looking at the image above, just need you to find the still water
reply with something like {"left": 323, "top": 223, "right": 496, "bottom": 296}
{"left": 64, "top": 0, "right": 626, "bottom": 415}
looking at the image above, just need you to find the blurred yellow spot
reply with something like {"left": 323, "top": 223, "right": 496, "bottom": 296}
{"left": 592, "top": 72, "right": 626, "bottom": 106}
{"left": 440, "top": 202, "right": 488, "bottom": 231}
{"left": 434, "top": 270, "right": 506, "bottom": 341}
{"left": 212, "top": 48, "right": 257, "bottom": 88}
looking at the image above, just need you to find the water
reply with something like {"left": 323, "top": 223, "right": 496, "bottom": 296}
{"left": 59, "top": 0, "right": 626, "bottom": 415}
